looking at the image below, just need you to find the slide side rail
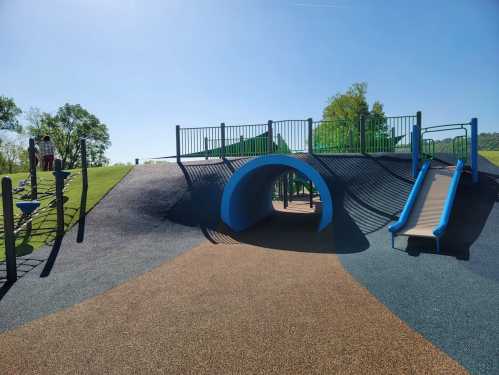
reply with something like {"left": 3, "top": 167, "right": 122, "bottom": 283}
{"left": 389, "top": 160, "right": 431, "bottom": 234}
{"left": 433, "top": 159, "right": 464, "bottom": 238}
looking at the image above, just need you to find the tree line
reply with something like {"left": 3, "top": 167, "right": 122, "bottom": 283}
{"left": 0, "top": 96, "right": 111, "bottom": 174}
{"left": 316, "top": 82, "right": 498, "bottom": 153}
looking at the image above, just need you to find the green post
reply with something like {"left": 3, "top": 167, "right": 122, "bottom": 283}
{"left": 240, "top": 135, "right": 244, "bottom": 156}
{"left": 2, "top": 177, "right": 17, "bottom": 282}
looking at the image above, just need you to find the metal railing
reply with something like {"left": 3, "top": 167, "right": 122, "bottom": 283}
{"left": 421, "top": 122, "right": 471, "bottom": 163}
{"left": 175, "top": 113, "right": 419, "bottom": 160}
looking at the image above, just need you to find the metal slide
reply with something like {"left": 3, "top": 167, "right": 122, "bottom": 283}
{"left": 389, "top": 159, "right": 464, "bottom": 252}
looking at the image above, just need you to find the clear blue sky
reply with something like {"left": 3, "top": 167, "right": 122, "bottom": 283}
{"left": 1, "top": 0, "right": 498, "bottom": 163}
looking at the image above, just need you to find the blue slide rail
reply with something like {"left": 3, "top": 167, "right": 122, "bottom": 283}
{"left": 389, "top": 159, "right": 431, "bottom": 248}
{"left": 433, "top": 159, "right": 464, "bottom": 252}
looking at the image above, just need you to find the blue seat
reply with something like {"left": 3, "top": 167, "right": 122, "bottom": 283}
{"left": 16, "top": 201, "right": 41, "bottom": 215}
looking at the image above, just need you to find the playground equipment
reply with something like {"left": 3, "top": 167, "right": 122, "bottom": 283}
{"left": 168, "top": 112, "right": 479, "bottom": 253}
{"left": 389, "top": 119, "right": 478, "bottom": 252}
{"left": 1, "top": 138, "right": 89, "bottom": 283}
{"left": 221, "top": 155, "right": 333, "bottom": 232}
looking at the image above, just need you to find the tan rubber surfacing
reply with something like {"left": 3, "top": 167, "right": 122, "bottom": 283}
{"left": 0, "top": 241, "right": 466, "bottom": 374}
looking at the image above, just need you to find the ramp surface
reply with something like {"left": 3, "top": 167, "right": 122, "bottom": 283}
{"left": 398, "top": 167, "right": 453, "bottom": 237}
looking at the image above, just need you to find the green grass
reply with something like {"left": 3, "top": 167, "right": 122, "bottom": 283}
{"left": 0, "top": 165, "right": 132, "bottom": 261}
{"left": 479, "top": 151, "right": 499, "bottom": 166}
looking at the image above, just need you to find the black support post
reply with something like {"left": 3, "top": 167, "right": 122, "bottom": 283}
{"left": 77, "top": 139, "right": 88, "bottom": 243}
{"left": 267, "top": 120, "right": 273, "bottom": 153}
{"left": 2, "top": 177, "right": 17, "bottom": 282}
{"left": 220, "top": 123, "right": 226, "bottom": 158}
{"left": 283, "top": 174, "right": 288, "bottom": 209}
{"left": 54, "top": 159, "right": 65, "bottom": 237}
{"left": 360, "top": 115, "right": 366, "bottom": 154}
{"left": 175, "top": 125, "right": 181, "bottom": 164}
{"left": 307, "top": 118, "right": 313, "bottom": 154}
{"left": 28, "top": 138, "right": 37, "bottom": 200}
{"left": 309, "top": 180, "right": 313, "bottom": 208}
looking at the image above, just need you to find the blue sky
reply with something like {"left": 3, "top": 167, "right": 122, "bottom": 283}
{"left": 1, "top": 0, "right": 498, "bottom": 163}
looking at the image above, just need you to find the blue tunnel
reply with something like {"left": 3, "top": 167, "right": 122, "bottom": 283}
{"left": 221, "top": 155, "right": 333, "bottom": 232}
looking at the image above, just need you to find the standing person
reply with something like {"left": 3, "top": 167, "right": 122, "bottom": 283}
{"left": 39, "top": 135, "right": 55, "bottom": 171}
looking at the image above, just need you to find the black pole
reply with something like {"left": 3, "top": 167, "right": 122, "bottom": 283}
{"left": 360, "top": 115, "right": 366, "bottom": 154}
{"left": 309, "top": 180, "right": 313, "bottom": 208}
{"left": 283, "top": 174, "right": 288, "bottom": 209}
{"left": 77, "top": 139, "right": 88, "bottom": 243}
{"left": 28, "top": 138, "right": 37, "bottom": 200}
{"left": 2, "top": 177, "right": 17, "bottom": 282}
{"left": 307, "top": 118, "right": 313, "bottom": 154}
{"left": 267, "top": 120, "right": 273, "bottom": 154}
{"left": 54, "top": 159, "right": 65, "bottom": 237}
{"left": 220, "top": 123, "right": 226, "bottom": 158}
{"left": 175, "top": 125, "right": 181, "bottom": 164}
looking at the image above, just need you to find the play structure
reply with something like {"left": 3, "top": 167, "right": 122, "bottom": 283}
{"left": 1, "top": 139, "right": 89, "bottom": 284}
{"left": 170, "top": 112, "right": 479, "bottom": 253}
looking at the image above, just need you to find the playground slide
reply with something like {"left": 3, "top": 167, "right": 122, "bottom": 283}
{"left": 389, "top": 159, "right": 464, "bottom": 252}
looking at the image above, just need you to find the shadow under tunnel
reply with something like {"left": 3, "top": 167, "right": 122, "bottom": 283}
{"left": 167, "top": 157, "right": 370, "bottom": 254}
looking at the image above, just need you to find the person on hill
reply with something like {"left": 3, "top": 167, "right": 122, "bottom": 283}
{"left": 39, "top": 135, "right": 56, "bottom": 171}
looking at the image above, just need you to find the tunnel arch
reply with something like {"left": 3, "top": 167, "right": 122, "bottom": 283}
{"left": 221, "top": 155, "right": 333, "bottom": 232}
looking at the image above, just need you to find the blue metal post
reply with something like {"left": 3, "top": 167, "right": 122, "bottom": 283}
{"left": 411, "top": 125, "right": 420, "bottom": 178}
{"left": 471, "top": 118, "right": 478, "bottom": 184}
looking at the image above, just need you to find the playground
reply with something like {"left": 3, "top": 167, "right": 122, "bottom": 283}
{"left": 1, "top": 113, "right": 499, "bottom": 374}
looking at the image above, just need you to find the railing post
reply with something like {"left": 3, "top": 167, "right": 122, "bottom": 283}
{"left": 54, "top": 159, "right": 65, "bottom": 237}
{"left": 416, "top": 111, "right": 422, "bottom": 129}
{"left": 220, "top": 122, "right": 226, "bottom": 158}
{"left": 307, "top": 118, "right": 313, "bottom": 154}
{"left": 471, "top": 117, "right": 478, "bottom": 183}
{"left": 240, "top": 135, "right": 244, "bottom": 156}
{"left": 175, "top": 125, "right": 181, "bottom": 163}
{"left": 360, "top": 115, "right": 366, "bottom": 153}
{"left": 77, "top": 139, "right": 88, "bottom": 243}
{"left": 267, "top": 120, "right": 273, "bottom": 154}
{"left": 2, "top": 177, "right": 17, "bottom": 282}
{"left": 28, "top": 138, "right": 37, "bottom": 200}
{"left": 204, "top": 137, "right": 209, "bottom": 160}
{"left": 411, "top": 125, "right": 420, "bottom": 178}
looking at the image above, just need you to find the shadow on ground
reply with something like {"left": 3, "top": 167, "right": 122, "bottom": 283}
{"left": 167, "top": 155, "right": 497, "bottom": 258}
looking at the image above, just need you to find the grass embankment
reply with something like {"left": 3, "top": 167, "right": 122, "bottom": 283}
{"left": 479, "top": 151, "right": 499, "bottom": 166}
{"left": 0, "top": 165, "right": 132, "bottom": 261}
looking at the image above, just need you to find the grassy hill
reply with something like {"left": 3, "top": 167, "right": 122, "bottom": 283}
{"left": 479, "top": 151, "right": 499, "bottom": 166}
{"left": 0, "top": 165, "right": 132, "bottom": 261}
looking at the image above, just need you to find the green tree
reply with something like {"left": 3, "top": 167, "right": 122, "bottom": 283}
{"left": 0, "top": 95, "right": 23, "bottom": 132}
{"left": 28, "top": 103, "right": 111, "bottom": 169}
{"left": 314, "top": 83, "right": 391, "bottom": 152}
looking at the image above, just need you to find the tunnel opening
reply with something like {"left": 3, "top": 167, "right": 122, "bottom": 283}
{"left": 221, "top": 155, "right": 333, "bottom": 232}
